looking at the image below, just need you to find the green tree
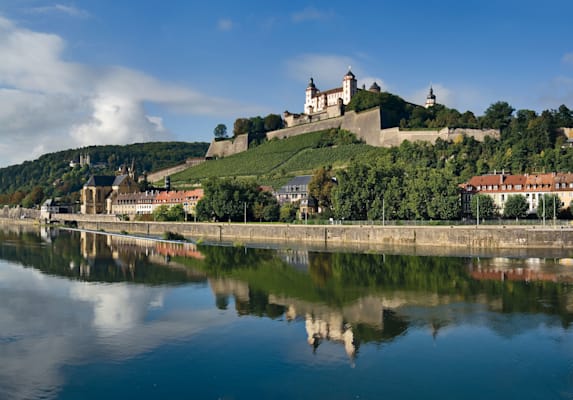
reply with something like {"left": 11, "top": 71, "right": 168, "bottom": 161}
{"left": 263, "top": 114, "right": 284, "bottom": 132}
{"left": 196, "top": 178, "right": 278, "bottom": 222}
{"left": 279, "top": 202, "right": 298, "bottom": 222}
{"left": 21, "top": 186, "right": 45, "bottom": 208}
{"left": 233, "top": 118, "right": 252, "bottom": 137}
{"left": 480, "top": 101, "right": 514, "bottom": 130}
{"left": 503, "top": 194, "right": 528, "bottom": 219}
{"left": 213, "top": 124, "right": 228, "bottom": 140}
{"left": 536, "top": 193, "right": 561, "bottom": 220}
{"left": 470, "top": 194, "right": 496, "bottom": 220}
{"left": 308, "top": 166, "right": 335, "bottom": 214}
{"left": 167, "top": 204, "right": 185, "bottom": 221}
{"left": 153, "top": 205, "right": 171, "bottom": 221}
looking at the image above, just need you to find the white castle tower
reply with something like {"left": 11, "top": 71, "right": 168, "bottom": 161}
{"left": 305, "top": 78, "right": 319, "bottom": 114}
{"left": 342, "top": 69, "right": 357, "bottom": 105}
{"left": 425, "top": 86, "right": 436, "bottom": 108}
{"left": 304, "top": 69, "right": 358, "bottom": 115}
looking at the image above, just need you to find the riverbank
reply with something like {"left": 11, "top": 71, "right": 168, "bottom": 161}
{"left": 3, "top": 216, "right": 573, "bottom": 251}
{"left": 30, "top": 215, "right": 573, "bottom": 250}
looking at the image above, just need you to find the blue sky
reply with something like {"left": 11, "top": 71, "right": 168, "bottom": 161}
{"left": 1, "top": 0, "right": 573, "bottom": 167}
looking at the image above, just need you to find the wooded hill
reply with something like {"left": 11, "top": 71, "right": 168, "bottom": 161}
{"left": 0, "top": 141, "right": 208, "bottom": 206}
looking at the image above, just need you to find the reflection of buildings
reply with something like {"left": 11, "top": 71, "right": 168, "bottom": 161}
{"left": 276, "top": 249, "right": 310, "bottom": 271}
{"left": 469, "top": 257, "right": 573, "bottom": 283}
{"left": 77, "top": 231, "right": 205, "bottom": 279}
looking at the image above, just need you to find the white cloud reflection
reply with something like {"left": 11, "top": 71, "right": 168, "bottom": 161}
{"left": 0, "top": 261, "right": 232, "bottom": 400}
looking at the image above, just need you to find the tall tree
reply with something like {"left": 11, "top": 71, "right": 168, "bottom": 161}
{"left": 233, "top": 118, "right": 252, "bottom": 137}
{"left": 470, "top": 194, "right": 496, "bottom": 220}
{"left": 503, "top": 194, "right": 528, "bottom": 220}
{"left": 536, "top": 193, "right": 561, "bottom": 220}
{"left": 264, "top": 114, "right": 284, "bottom": 132}
{"left": 308, "top": 166, "right": 335, "bottom": 215}
{"left": 480, "top": 101, "right": 515, "bottom": 130}
{"left": 213, "top": 124, "right": 228, "bottom": 140}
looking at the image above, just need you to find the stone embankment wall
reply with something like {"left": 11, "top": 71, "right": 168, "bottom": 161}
{"left": 54, "top": 215, "right": 573, "bottom": 250}
{"left": 205, "top": 134, "right": 249, "bottom": 159}
{"left": 1, "top": 206, "right": 40, "bottom": 220}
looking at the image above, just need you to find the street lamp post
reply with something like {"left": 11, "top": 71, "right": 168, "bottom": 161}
{"left": 542, "top": 194, "right": 545, "bottom": 226}
{"left": 476, "top": 195, "right": 480, "bottom": 227}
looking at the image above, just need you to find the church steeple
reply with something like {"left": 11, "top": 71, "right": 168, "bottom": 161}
{"left": 425, "top": 86, "right": 436, "bottom": 108}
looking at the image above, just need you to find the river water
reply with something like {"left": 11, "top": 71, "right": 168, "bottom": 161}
{"left": 1, "top": 225, "right": 573, "bottom": 399}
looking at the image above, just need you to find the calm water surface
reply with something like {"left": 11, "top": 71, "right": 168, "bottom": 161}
{"left": 1, "top": 226, "right": 573, "bottom": 399}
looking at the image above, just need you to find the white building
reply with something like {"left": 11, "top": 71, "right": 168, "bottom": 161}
{"left": 304, "top": 70, "right": 359, "bottom": 114}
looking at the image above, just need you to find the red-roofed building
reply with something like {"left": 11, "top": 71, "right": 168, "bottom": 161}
{"left": 461, "top": 172, "right": 573, "bottom": 216}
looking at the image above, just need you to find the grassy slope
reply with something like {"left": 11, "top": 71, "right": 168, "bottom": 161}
{"left": 170, "top": 131, "right": 377, "bottom": 188}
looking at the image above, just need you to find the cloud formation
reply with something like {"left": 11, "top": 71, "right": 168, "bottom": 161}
{"left": 291, "top": 7, "right": 333, "bottom": 23}
{"left": 563, "top": 53, "right": 573, "bottom": 67}
{"left": 217, "top": 18, "right": 233, "bottom": 31}
{"left": 286, "top": 54, "right": 357, "bottom": 88}
{"left": 0, "top": 16, "right": 251, "bottom": 167}
{"left": 29, "top": 4, "right": 90, "bottom": 18}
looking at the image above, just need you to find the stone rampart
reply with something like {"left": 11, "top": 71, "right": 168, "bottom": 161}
{"left": 62, "top": 217, "right": 573, "bottom": 250}
{"left": 340, "top": 108, "right": 384, "bottom": 146}
{"left": 145, "top": 159, "right": 206, "bottom": 183}
{"left": 1, "top": 206, "right": 40, "bottom": 220}
{"left": 205, "top": 134, "right": 249, "bottom": 159}
{"left": 269, "top": 108, "right": 499, "bottom": 148}
{"left": 267, "top": 117, "right": 343, "bottom": 140}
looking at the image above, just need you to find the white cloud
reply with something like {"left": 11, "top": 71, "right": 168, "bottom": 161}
{"left": 29, "top": 4, "right": 90, "bottom": 18}
{"left": 562, "top": 53, "right": 573, "bottom": 67}
{"left": 291, "top": 7, "right": 333, "bottom": 23}
{"left": 217, "top": 18, "right": 233, "bottom": 31}
{"left": 537, "top": 76, "right": 573, "bottom": 109}
{"left": 286, "top": 54, "right": 357, "bottom": 88}
{"left": 0, "top": 16, "right": 254, "bottom": 167}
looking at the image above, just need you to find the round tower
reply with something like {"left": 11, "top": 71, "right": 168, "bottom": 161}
{"left": 342, "top": 69, "right": 357, "bottom": 105}
{"left": 425, "top": 86, "right": 436, "bottom": 108}
{"left": 305, "top": 77, "right": 318, "bottom": 114}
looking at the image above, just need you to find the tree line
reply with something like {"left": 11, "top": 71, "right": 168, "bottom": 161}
{"left": 0, "top": 141, "right": 208, "bottom": 207}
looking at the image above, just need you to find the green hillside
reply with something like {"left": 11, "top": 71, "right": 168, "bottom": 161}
{"left": 171, "top": 130, "right": 370, "bottom": 188}
{"left": 0, "top": 141, "right": 208, "bottom": 205}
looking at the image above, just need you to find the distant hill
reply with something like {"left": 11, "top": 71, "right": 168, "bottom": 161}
{"left": 0, "top": 141, "right": 208, "bottom": 203}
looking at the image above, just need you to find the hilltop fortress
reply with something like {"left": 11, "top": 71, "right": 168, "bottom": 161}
{"left": 206, "top": 70, "right": 499, "bottom": 159}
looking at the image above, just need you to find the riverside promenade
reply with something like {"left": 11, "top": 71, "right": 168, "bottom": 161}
{"left": 18, "top": 213, "right": 573, "bottom": 251}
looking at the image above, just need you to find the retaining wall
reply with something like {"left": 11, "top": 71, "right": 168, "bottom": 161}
{"left": 205, "top": 134, "right": 249, "bottom": 159}
{"left": 63, "top": 217, "right": 573, "bottom": 250}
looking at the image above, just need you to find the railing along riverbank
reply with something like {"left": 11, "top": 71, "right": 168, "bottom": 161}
{"left": 48, "top": 214, "right": 573, "bottom": 250}
{"left": 3, "top": 213, "right": 573, "bottom": 250}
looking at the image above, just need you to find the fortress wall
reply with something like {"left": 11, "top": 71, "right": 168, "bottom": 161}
{"left": 340, "top": 108, "right": 384, "bottom": 146}
{"left": 266, "top": 117, "right": 343, "bottom": 140}
{"left": 146, "top": 161, "right": 204, "bottom": 183}
{"left": 205, "top": 134, "right": 249, "bottom": 159}
{"left": 450, "top": 128, "right": 500, "bottom": 141}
